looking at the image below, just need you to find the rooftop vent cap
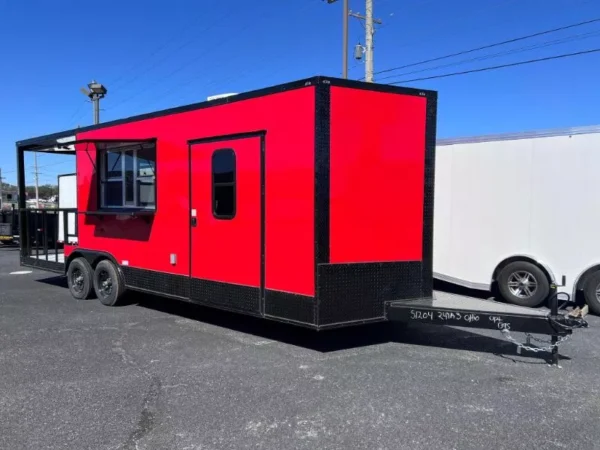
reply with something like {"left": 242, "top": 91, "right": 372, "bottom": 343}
{"left": 207, "top": 93, "right": 238, "bottom": 101}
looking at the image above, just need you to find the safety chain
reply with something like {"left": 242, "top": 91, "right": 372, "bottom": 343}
{"left": 500, "top": 329, "right": 570, "bottom": 353}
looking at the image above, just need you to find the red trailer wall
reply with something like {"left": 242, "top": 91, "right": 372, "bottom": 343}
{"left": 74, "top": 87, "right": 316, "bottom": 296}
{"left": 329, "top": 87, "right": 427, "bottom": 264}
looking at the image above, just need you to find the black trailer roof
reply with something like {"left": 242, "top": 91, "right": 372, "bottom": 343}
{"left": 16, "top": 75, "right": 436, "bottom": 151}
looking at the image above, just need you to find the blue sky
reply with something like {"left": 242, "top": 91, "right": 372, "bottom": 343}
{"left": 1, "top": 0, "right": 598, "bottom": 186}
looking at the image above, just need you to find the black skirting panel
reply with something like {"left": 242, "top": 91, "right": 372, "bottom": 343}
{"left": 121, "top": 266, "right": 190, "bottom": 299}
{"left": 317, "top": 261, "right": 424, "bottom": 326}
{"left": 264, "top": 290, "right": 316, "bottom": 325}
{"left": 120, "top": 266, "right": 317, "bottom": 325}
{"left": 123, "top": 265, "right": 260, "bottom": 313}
{"left": 189, "top": 278, "right": 260, "bottom": 314}
{"left": 21, "top": 256, "right": 64, "bottom": 273}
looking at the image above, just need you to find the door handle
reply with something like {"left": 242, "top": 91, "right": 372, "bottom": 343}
{"left": 191, "top": 217, "right": 197, "bottom": 227}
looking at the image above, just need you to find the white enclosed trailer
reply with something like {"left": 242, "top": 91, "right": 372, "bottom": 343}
{"left": 57, "top": 173, "right": 78, "bottom": 245}
{"left": 434, "top": 125, "right": 600, "bottom": 314}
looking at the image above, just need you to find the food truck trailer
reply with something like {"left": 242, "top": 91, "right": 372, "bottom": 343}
{"left": 14, "top": 76, "right": 587, "bottom": 364}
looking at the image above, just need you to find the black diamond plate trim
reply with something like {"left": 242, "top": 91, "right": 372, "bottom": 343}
{"left": 122, "top": 266, "right": 190, "bottom": 299}
{"left": 421, "top": 92, "right": 438, "bottom": 298}
{"left": 314, "top": 79, "right": 331, "bottom": 327}
{"left": 264, "top": 290, "right": 316, "bottom": 325}
{"left": 317, "top": 261, "right": 423, "bottom": 326}
{"left": 314, "top": 82, "right": 330, "bottom": 266}
{"left": 190, "top": 278, "right": 260, "bottom": 313}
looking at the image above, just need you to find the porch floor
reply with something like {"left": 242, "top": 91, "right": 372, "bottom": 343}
{"left": 29, "top": 251, "right": 65, "bottom": 263}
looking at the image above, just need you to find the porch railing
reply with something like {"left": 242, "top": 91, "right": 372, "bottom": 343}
{"left": 20, "top": 208, "right": 78, "bottom": 271}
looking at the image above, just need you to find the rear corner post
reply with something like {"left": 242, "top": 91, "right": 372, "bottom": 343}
{"left": 15, "top": 143, "right": 27, "bottom": 258}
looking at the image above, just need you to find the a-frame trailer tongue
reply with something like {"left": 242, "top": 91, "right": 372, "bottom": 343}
{"left": 387, "top": 291, "right": 588, "bottom": 365}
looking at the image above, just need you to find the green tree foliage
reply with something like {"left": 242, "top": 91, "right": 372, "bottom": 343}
{"left": 2, "top": 182, "right": 58, "bottom": 199}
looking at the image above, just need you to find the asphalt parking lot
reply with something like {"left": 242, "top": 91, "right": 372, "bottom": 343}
{"left": 1, "top": 245, "right": 599, "bottom": 450}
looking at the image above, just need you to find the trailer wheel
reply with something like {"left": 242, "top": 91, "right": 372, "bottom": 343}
{"left": 496, "top": 261, "right": 550, "bottom": 308}
{"left": 583, "top": 270, "right": 600, "bottom": 315}
{"left": 93, "top": 260, "right": 125, "bottom": 306}
{"left": 67, "top": 257, "right": 94, "bottom": 300}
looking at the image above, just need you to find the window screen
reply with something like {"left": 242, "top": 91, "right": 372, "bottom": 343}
{"left": 212, "top": 149, "right": 236, "bottom": 219}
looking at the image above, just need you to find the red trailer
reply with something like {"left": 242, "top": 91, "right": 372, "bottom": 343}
{"left": 15, "top": 77, "right": 587, "bottom": 359}
{"left": 16, "top": 77, "right": 434, "bottom": 328}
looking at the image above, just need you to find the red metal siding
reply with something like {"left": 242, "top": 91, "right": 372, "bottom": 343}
{"left": 329, "top": 86, "right": 427, "bottom": 263}
{"left": 75, "top": 87, "right": 315, "bottom": 296}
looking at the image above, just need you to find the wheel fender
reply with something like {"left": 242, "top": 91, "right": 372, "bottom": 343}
{"left": 573, "top": 263, "right": 600, "bottom": 296}
{"left": 492, "top": 254, "right": 556, "bottom": 286}
{"left": 65, "top": 249, "right": 126, "bottom": 284}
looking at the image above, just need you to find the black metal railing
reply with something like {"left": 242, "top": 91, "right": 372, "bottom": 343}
{"left": 20, "top": 208, "right": 77, "bottom": 271}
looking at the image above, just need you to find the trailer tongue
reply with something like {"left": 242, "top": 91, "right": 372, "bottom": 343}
{"left": 387, "top": 292, "right": 588, "bottom": 366}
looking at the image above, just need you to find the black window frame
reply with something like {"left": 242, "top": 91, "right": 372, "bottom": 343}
{"left": 98, "top": 141, "right": 157, "bottom": 211}
{"left": 211, "top": 148, "right": 236, "bottom": 219}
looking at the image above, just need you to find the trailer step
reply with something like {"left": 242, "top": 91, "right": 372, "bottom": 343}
{"left": 386, "top": 293, "right": 586, "bottom": 336}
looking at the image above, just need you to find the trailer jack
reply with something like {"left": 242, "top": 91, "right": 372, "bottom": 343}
{"left": 386, "top": 293, "right": 588, "bottom": 367}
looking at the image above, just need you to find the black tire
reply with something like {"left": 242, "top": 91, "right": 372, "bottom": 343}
{"left": 67, "top": 257, "right": 94, "bottom": 300}
{"left": 93, "top": 259, "right": 126, "bottom": 306}
{"left": 583, "top": 270, "right": 600, "bottom": 315}
{"left": 497, "top": 261, "right": 550, "bottom": 308}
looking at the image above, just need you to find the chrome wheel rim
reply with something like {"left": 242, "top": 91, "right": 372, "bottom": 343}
{"left": 596, "top": 283, "right": 600, "bottom": 302}
{"left": 507, "top": 271, "right": 538, "bottom": 298}
{"left": 98, "top": 270, "right": 113, "bottom": 298}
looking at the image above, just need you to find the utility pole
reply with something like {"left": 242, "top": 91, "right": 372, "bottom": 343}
{"left": 34, "top": 153, "right": 40, "bottom": 209}
{"left": 325, "top": 0, "right": 350, "bottom": 79}
{"left": 365, "top": 0, "right": 374, "bottom": 82}
{"left": 350, "top": 4, "right": 382, "bottom": 82}
{"left": 0, "top": 167, "right": 3, "bottom": 210}
{"left": 80, "top": 81, "right": 108, "bottom": 125}
{"left": 343, "top": 0, "right": 349, "bottom": 78}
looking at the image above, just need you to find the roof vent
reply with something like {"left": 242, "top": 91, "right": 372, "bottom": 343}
{"left": 207, "top": 93, "right": 238, "bottom": 101}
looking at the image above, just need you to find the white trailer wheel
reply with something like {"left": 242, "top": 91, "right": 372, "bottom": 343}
{"left": 583, "top": 271, "right": 600, "bottom": 315}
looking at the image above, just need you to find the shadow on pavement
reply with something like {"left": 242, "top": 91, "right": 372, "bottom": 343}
{"left": 36, "top": 275, "right": 68, "bottom": 288}
{"left": 0, "top": 245, "right": 21, "bottom": 251}
{"left": 32, "top": 276, "right": 565, "bottom": 365}
{"left": 434, "top": 278, "right": 492, "bottom": 300}
{"left": 133, "top": 291, "right": 563, "bottom": 364}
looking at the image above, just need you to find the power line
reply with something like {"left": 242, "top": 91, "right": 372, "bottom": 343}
{"left": 105, "top": 0, "right": 223, "bottom": 90}
{"left": 379, "top": 29, "right": 600, "bottom": 81}
{"left": 108, "top": 6, "right": 238, "bottom": 96}
{"left": 105, "top": 11, "right": 265, "bottom": 113}
{"left": 388, "top": 47, "right": 600, "bottom": 84}
{"left": 109, "top": 0, "right": 316, "bottom": 114}
{"left": 375, "top": 17, "right": 600, "bottom": 77}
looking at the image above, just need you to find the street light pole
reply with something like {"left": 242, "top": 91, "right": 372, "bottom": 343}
{"left": 342, "top": 0, "right": 349, "bottom": 78}
{"left": 326, "top": 0, "right": 349, "bottom": 79}
{"left": 93, "top": 96, "right": 100, "bottom": 125}
{"left": 81, "top": 81, "right": 108, "bottom": 125}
